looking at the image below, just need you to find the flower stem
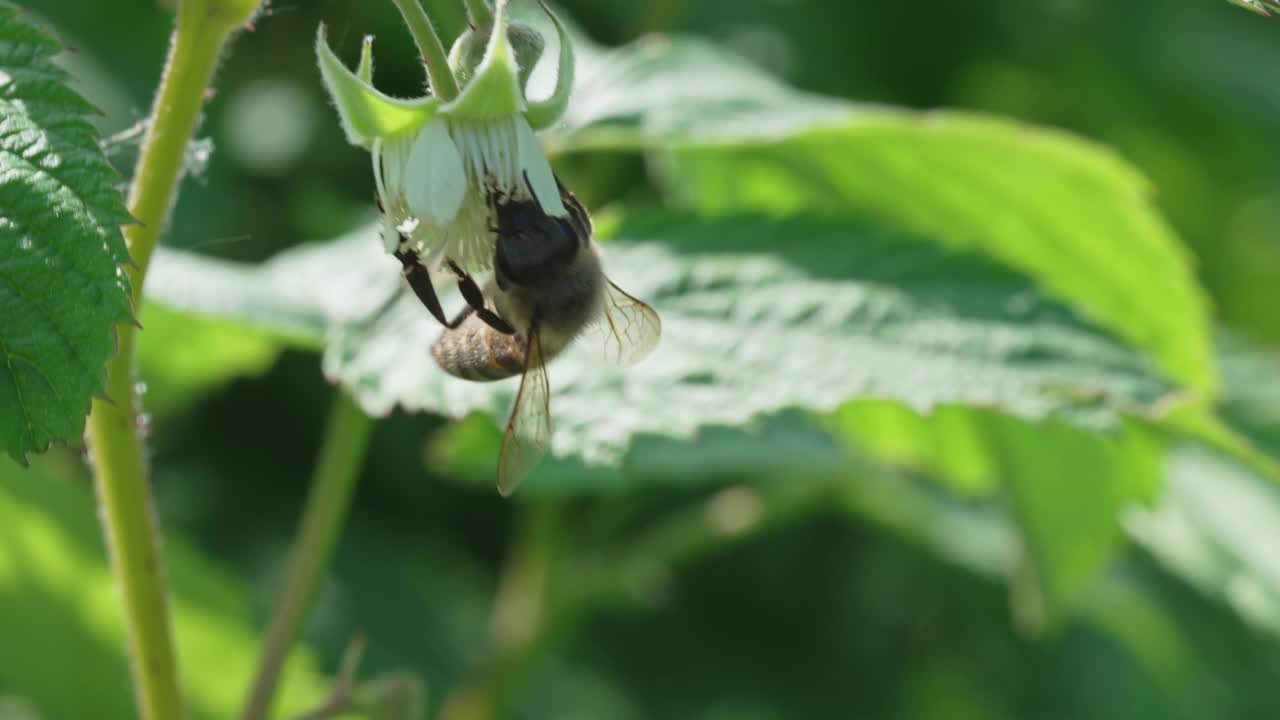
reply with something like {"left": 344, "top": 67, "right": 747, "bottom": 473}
{"left": 86, "top": 3, "right": 258, "bottom": 717}
{"left": 240, "top": 390, "right": 375, "bottom": 720}
{"left": 391, "top": 0, "right": 461, "bottom": 100}
{"left": 463, "top": 0, "right": 495, "bottom": 27}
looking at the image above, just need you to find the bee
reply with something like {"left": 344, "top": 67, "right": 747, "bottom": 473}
{"left": 431, "top": 175, "right": 661, "bottom": 495}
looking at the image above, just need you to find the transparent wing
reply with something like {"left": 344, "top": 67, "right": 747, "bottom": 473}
{"left": 497, "top": 327, "right": 552, "bottom": 496}
{"left": 584, "top": 280, "right": 662, "bottom": 367}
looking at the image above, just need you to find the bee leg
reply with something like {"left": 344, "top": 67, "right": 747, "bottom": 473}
{"left": 447, "top": 260, "right": 516, "bottom": 335}
{"left": 394, "top": 248, "right": 459, "bottom": 329}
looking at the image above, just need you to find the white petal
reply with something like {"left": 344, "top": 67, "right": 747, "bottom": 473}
{"left": 515, "top": 119, "right": 565, "bottom": 216}
{"left": 405, "top": 120, "right": 466, "bottom": 227}
{"left": 381, "top": 136, "right": 410, "bottom": 200}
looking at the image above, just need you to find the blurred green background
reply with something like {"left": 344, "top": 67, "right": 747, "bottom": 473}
{"left": 4, "top": 0, "right": 1280, "bottom": 718}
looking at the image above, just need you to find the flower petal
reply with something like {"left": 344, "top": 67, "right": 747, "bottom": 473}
{"left": 316, "top": 24, "right": 438, "bottom": 148}
{"left": 516, "top": 118, "right": 565, "bottom": 216}
{"left": 405, "top": 120, "right": 467, "bottom": 227}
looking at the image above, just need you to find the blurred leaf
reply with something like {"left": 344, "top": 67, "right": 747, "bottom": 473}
{"left": 547, "top": 35, "right": 853, "bottom": 151}
{"left": 0, "top": 3, "right": 133, "bottom": 463}
{"left": 150, "top": 212, "right": 1178, "bottom": 495}
{"left": 834, "top": 403, "right": 1162, "bottom": 625}
{"left": 1127, "top": 445, "right": 1280, "bottom": 637}
{"left": 1126, "top": 332, "right": 1280, "bottom": 637}
{"left": 0, "top": 455, "right": 328, "bottom": 720}
{"left": 136, "top": 302, "right": 281, "bottom": 416}
{"left": 353, "top": 672, "right": 426, "bottom": 720}
{"left": 995, "top": 417, "right": 1160, "bottom": 628}
{"left": 1218, "top": 332, "right": 1280, "bottom": 460}
{"left": 0, "top": 697, "right": 39, "bottom": 720}
{"left": 1228, "top": 0, "right": 1280, "bottom": 15}
{"left": 666, "top": 116, "right": 1214, "bottom": 397}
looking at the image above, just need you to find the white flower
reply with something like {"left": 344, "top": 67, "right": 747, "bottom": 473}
{"left": 373, "top": 114, "right": 565, "bottom": 269}
{"left": 317, "top": 0, "right": 574, "bottom": 272}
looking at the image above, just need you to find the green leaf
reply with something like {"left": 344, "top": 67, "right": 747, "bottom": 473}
{"left": 148, "top": 212, "right": 1178, "bottom": 495}
{"left": 665, "top": 116, "right": 1215, "bottom": 399}
{"left": 0, "top": 455, "right": 329, "bottom": 719}
{"left": 1218, "top": 332, "right": 1280, "bottom": 461}
{"left": 0, "top": 4, "right": 133, "bottom": 463}
{"left": 135, "top": 302, "right": 281, "bottom": 417}
{"left": 834, "top": 402, "right": 1163, "bottom": 626}
{"left": 1119, "top": 335, "right": 1280, "bottom": 637}
{"left": 1128, "top": 444, "right": 1280, "bottom": 637}
{"left": 546, "top": 35, "right": 1213, "bottom": 399}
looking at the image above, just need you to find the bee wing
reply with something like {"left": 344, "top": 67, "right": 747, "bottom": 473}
{"left": 585, "top": 280, "right": 662, "bottom": 367}
{"left": 497, "top": 326, "right": 552, "bottom": 496}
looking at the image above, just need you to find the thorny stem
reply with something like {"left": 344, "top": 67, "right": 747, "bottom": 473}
{"left": 391, "top": 0, "right": 461, "bottom": 100}
{"left": 85, "top": 2, "right": 259, "bottom": 717}
{"left": 240, "top": 390, "right": 375, "bottom": 720}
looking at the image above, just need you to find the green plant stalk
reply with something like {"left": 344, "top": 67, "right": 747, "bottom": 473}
{"left": 86, "top": 3, "right": 258, "bottom": 717}
{"left": 463, "top": 0, "right": 495, "bottom": 26}
{"left": 240, "top": 390, "right": 374, "bottom": 720}
{"left": 391, "top": 0, "right": 460, "bottom": 100}
{"left": 437, "top": 505, "right": 561, "bottom": 720}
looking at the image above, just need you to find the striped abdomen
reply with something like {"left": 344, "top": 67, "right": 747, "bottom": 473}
{"left": 432, "top": 313, "right": 528, "bottom": 381}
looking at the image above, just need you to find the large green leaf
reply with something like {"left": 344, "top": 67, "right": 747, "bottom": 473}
{"left": 0, "top": 4, "right": 132, "bottom": 463}
{"left": 148, "top": 211, "right": 1177, "bottom": 495}
{"left": 540, "top": 32, "right": 1213, "bottom": 398}
{"left": 0, "top": 456, "right": 328, "bottom": 719}
{"left": 831, "top": 333, "right": 1280, "bottom": 630}
{"left": 664, "top": 116, "right": 1214, "bottom": 397}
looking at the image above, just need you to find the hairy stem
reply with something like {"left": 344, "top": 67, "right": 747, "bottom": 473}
{"left": 240, "top": 390, "right": 375, "bottom": 720}
{"left": 391, "top": 0, "right": 461, "bottom": 100}
{"left": 86, "top": 3, "right": 258, "bottom": 717}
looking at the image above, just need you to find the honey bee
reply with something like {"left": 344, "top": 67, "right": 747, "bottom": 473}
{"left": 432, "top": 175, "right": 661, "bottom": 495}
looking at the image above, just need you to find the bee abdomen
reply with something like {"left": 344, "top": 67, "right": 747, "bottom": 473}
{"left": 431, "top": 316, "right": 527, "bottom": 382}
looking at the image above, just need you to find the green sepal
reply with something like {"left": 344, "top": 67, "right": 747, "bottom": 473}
{"left": 356, "top": 34, "right": 374, "bottom": 83}
{"left": 316, "top": 24, "right": 438, "bottom": 148}
{"left": 525, "top": 0, "right": 574, "bottom": 130}
{"left": 440, "top": 0, "right": 525, "bottom": 119}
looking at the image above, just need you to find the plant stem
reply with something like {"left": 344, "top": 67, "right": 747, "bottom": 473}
{"left": 437, "top": 504, "right": 561, "bottom": 720}
{"left": 86, "top": 3, "right": 258, "bottom": 717}
{"left": 391, "top": 0, "right": 461, "bottom": 100}
{"left": 240, "top": 390, "right": 375, "bottom": 720}
{"left": 463, "top": 0, "right": 495, "bottom": 27}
